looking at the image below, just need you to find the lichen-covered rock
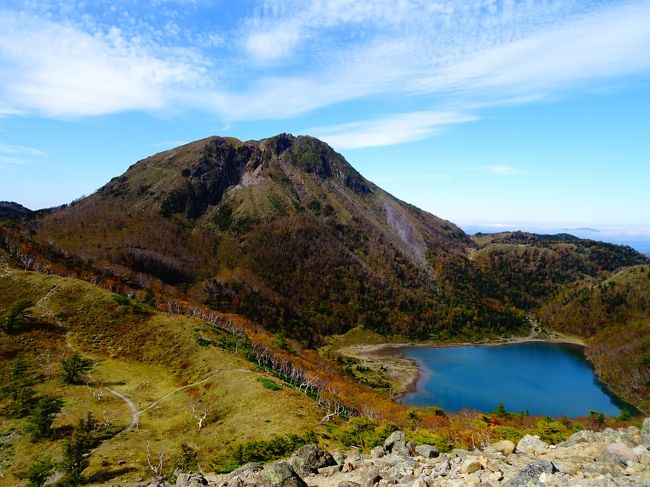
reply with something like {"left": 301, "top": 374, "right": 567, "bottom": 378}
{"left": 361, "top": 470, "right": 382, "bottom": 487}
{"left": 384, "top": 430, "right": 406, "bottom": 451}
{"left": 557, "top": 429, "right": 597, "bottom": 447}
{"left": 515, "top": 435, "right": 549, "bottom": 455}
{"left": 288, "top": 444, "right": 336, "bottom": 476}
{"left": 489, "top": 439, "right": 515, "bottom": 456}
{"left": 459, "top": 458, "right": 481, "bottom": 475}
{"left": 642, "top": 417, "right": 650, "bottom": 447}
{"left": 337, "top": 482, "right": 361, "bottom": 487}
{"left": 504, "top": 460, "right": 555, "bottom": 487}
{"left": 370, "top": 446, "right": 386, "bottom": 458}
{"left": 317, "top": 464, "right": 342, "bottom": 477}
{"left": 260, "top": 462, "right": 307, "bottom": 487}
{"left": 176, "top": 472, "right": 208, "bottom": 486}
{"left": 601, "top": 442, "right": 638, "bottom": 466}
{"left": 391, "top": 440, "right": 411, "bottom": 457}
{"left": 414, "top": 444, "right": 439, "bottom": 459}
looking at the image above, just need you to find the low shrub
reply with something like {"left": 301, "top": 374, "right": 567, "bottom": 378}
{"left": 211, "top": 432, "right": 316, "bottom": 473}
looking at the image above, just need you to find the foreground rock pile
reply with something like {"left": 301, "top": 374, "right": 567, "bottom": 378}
{"left": 148, "top": 418, "right": 650, "bottom": 487}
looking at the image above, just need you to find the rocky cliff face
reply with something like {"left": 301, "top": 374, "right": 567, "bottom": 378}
{"left": 144, "top": 419, "right": 650, "bottom": 487}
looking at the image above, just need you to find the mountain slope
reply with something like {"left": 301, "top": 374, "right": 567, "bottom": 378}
{"left": 6, "top": 134, "right": 648, "bottom": 347}
{"left": 25, "top": 135, "right": 529, "bottom": 342}
{"left": 0, "top": 201, "right": 32, "bottom": 222}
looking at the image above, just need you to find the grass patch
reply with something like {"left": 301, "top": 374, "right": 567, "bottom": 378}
{"left": 256, "top": 378, "right": 282, "bottom": 391}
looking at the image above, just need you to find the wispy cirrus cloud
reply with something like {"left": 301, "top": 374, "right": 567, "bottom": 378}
{"left": 0, "top": 0, "right": 650, "bottom": 143}
{"left": 309, "top": 111, "right": 477, "bottom": 149}
{"left": 488, "top": 165, "right": 516, "bottom": 175}
{"left": 0, "top": 10, "right": 209, "bottom": 117}
{"left": 0, "top": 141, "right": 46, "bottom": 165}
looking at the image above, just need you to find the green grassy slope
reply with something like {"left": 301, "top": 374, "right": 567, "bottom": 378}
{"left": 0, "top": 254, "right": 321, "bottom": 485}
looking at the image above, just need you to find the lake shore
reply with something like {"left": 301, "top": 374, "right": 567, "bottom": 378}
{"left": 338, "top": 331, "right": 586, "bottom": 395}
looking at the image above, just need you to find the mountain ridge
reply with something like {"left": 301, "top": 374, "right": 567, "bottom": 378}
{"left": 2, "top": 133, "right": 647, "bottom": 346}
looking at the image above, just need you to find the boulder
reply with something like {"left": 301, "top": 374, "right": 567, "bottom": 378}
{"left": 392, "top": 441, "right": 411, "bottom": 457}
{"left": 489, "top": 440, "right": 515, "bottom": 456}
{"left": 384, "top": 430, "right": 406, "bottom": 451}
{"left": 260, "top": 462, "right": 307, "bottom": 487}
{"left": 601, "top": 443, "right": 637, "bottom": 466}
{"left": 370, "top": 446, "right": 386, "bottom": 458}
{"left": 138, "top": 478, "right": 171, "bottom": 487}
{"left": 338, "top": 482, "right": 361, "bottom": 487}
{"left": 515, "top": 435, "right": 549, "bottom": 455}
{"left": 557, "top": 429, "right": 597, "bottom": 447}
{"left": 317, "top": 464, "right": 342, "bottom": 477}
{"left": 600, "top": 427, "right": 636, "bottom": 447}
{"left": 503, "top": 460, "right": 555, "bottom": 487}
{"left": 176, "top": 472, "right": 208, "bottom": 486}
{"left": 642, "top": 417, "right": 650, "bottom": 447}
{"left": 459, "top": 458, "right": 481, "bottom": 475}
{"left": 288, "top": 444, "right": 336, "bottom": 476}
{"left": 411, "top": 478, "right": 427, "bottom": 487}
{"left": 414, "top": 444, "right": 439, "bottom": 459}
{"left": 361, "top": 470, "right": 382, "bottom": 487}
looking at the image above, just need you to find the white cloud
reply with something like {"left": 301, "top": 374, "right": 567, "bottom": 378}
{"left": 0, "top": 141, "right": 45, "bottom": 165}
{"left": 226, "top": 0, "right": 650, "bottom": 121}
{"left": 488, "top": 165, "right": 515, "bottom": 175}
{"left": 0, "top": 142, "right": 46, "bottom": 156}
{"left": 309, "top": 111, "right": 477, "bottom": 149}
{"left": 0, "top": 156, "right": 32, "bottom": 165}
{"left": 0, "top": 11, "right": 209, "bottom": 117}
{"left": 1, "top": 0, "right": 650, "bottom": 135}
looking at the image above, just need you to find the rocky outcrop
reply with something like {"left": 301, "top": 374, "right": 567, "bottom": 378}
{"left": 157, "top": 422, "right": 650, "bottom": 487}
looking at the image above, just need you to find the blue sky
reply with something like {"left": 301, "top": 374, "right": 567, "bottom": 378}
{"left": 0, "top": 0, "right": 649, "bottom": 245}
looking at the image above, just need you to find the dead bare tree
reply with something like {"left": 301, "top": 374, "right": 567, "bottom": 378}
{"left": 191, "top": 405, "right": 208, "bottom": 431}
{"left": 34, "top": 349, "right": 55, "bottom": 381}
{"left": 146, "top": 439, "right": 164, "bottom": 475}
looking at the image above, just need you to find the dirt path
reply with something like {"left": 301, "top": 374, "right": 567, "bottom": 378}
{"left": 104, "top": 368, "right": 251, "bottom": 433}
{"left": 106, "top": 387, "right": 139, "bottom": 432}
{"left": 139, "top": 367, "right": 251, "bottom": 415}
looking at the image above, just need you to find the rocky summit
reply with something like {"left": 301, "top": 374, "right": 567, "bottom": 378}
{"left": 144, "top": 419, "right": 650, "bottom": 487}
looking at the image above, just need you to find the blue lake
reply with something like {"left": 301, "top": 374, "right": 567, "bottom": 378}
{"left": 399, "top": 342, "right": 627, "bottom": 417}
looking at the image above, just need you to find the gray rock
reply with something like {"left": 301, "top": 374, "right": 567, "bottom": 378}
{"left": 371, "top": 446, "right": 386, "bottom": 458}
{"left": 414, "top": 444, "right": 439, "bottom": 459}
{"left": 459, "top": 458, "right": 481, "bottom": 475}
{"left": 642, "top": 417, "right": 650, "bottom": 447}
{"left": 411, "top": 478, "right": 427, "bottom": 487}
{"left": 503, "top": 460, "right": 555, "bottom": 487}
{"left": 361, "top": 471, "right": 382, "bottom": 487}
{"left": 601, "top": 443, "right": 637, "bottom": 466}
{"left": 384, "top": 430, "right": 406, "bottom": 451}
{"left": 176, "top": 472, "right": 208, "bottom": 486}
{"left": 406, "top": 441, "right": 417, "bottom": 455}
{"left": 260, "top": 462, "right": 307, "bottom": 487}
{"left": 317, "top": 464, "right": 343, "bottom": 477}
{"left": 387, "top": 457, "right": 419, "bottom": 481}
{"left": 137, "top": 478, "right": 170, "bottom": 487}
{"left": 557, "top": 429, "right": 597, "bottom": 447}
{"left": 392, "top": 441, "right": 411, "bottom": 457}
{"left": 515, "top": 435, "right": 549, "bottom": 455}
{"left": 430, "top": 465, "right": 448, "bottom": 479}
{"left": 288, "top": 444, "right": 336, "bottom": 476}
{"left": 338, "top": 482, "right": 361, "bottom": 487}
{"left": 223, "top": 463, "right": 265, "bottom": 487}
{"left": 488, "top": 440, "right": 515, "bottom": 456}
{"left": 449, "top": 449, "right": 469, "bottom": 458}
{"left": 600, "top": 428, "right": 636, "bottom": 447}
{"left": 230, "top": 462, "right": 264, "bottom": 476}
